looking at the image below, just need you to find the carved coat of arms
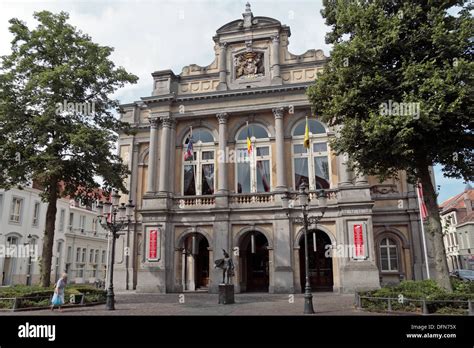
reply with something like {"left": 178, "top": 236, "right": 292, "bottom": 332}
{"left": 234, "top": 52, "right": 264, "bottom": 79}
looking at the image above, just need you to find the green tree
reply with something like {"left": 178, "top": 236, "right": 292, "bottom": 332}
{"left": 308, "top": 0, "right": 473, "bottom": 291}
{"left": 0, "top": 11, "right": 138, "bottom": 287}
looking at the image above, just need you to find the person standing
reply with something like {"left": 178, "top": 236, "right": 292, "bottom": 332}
{"left": 51, "top": 273, "right": 67, "bottom": 312}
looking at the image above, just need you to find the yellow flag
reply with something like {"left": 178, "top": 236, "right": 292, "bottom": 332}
{"left": 303, "top": 116, "right": 310, "bottom": 149}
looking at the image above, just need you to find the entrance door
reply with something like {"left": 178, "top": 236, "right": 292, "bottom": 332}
{"left": 194, "top": 237, "right": 209, "bottom": 289}
{"left": 299, "top": 230, "right": 333, "bottom": 292}
{"left": 3, "top": 236, "right": 19, "bottom": 285}
{"left": 243, "top": 232, "right": 269, "bottom": 292}
{"left": 2, "top": 257, "right": 13, "bottom": 285}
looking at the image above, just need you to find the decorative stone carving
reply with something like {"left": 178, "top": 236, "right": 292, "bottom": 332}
{"left": 148, "top": 116, "right": 160, "bottom": 129}
{"left": 216, "top": 112, "right": 229, "bottom": 124}
{"left": 243, "top": 2, "right": 253, "bottom": 28}
{"left": 370, "top": 184, "right": 398, "bottom": 195}
{"left": 160, "top": 116, "right": 173, "bottom": 128}
{"left": 234, "top": 51, "right": 264, "bottom": 79}
{"left": 272, "top": 107, "right": 284, "bottom": 120}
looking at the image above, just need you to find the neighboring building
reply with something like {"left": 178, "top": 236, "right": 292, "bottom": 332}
{"left": 115, "top": 4, "right": 431, "bottom": 294}
{"left": 440, "top": 184, "right": 474, "bottom": 271}
{"left": 0, "top": 184, "right": 109, "bottom": 285}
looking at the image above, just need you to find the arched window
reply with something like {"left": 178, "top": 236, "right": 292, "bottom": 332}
{"left": 182, "top": 128, "right": 216, "bottom": 196}
{"left": 6, "top": 235, "right": 18, "bottom": 247}
{"left": 235, "top": 123, "right": 271, "bottom": 193}
{"left": 379, "top": 238, "right": 399, "bottom": 272}
{"left": 291, "top": 119, "right": 330, "bottom": 190}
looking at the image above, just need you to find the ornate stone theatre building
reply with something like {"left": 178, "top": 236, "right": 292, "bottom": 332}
{"left": 116, "top": 4, "right": 430, "bottom": 294}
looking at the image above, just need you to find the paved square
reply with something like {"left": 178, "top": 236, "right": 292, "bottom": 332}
{"left": 5, "top": 292, "right": 387, "bottom": 316}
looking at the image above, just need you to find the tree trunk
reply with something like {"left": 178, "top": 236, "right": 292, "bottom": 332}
{"left": 40, "top": 179, "right": 59, "bottom": 287}
{"left": 419, "top": 165, "right": 452, "bottom": 292}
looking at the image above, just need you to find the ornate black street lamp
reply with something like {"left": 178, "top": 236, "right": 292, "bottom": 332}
{"left": 24, "top": 234, "right": 33, "bottom": 286}
{"left": 96, "top": 190, "right": 134, "bottom": 310}
{"left": 294, "top": 182, "right": 327, "bottom": 314}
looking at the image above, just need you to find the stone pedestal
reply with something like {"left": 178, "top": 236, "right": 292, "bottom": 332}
{"left": 218, "top": 284, "right": 235, "bottom": 304}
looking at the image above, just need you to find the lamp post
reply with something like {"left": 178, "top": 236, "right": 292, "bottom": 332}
{"left": 294, "top": 182, "right": 327, "bottom": 314}
{"left": 24, "top": 234, "right": 33, "bottom": 286}
{"left": 96, "top": 190, "right": 134, "bottom": 310}
{"left": 125, "top": 200, "right": 134, "bottom": 291}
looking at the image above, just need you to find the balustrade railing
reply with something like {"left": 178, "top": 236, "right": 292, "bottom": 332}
{"left": 173, "top": 195, "right": 216, "bottom": 209}
{"left": 171, "top": 189, "right": 339, "bottom": 210}
{"left": 229, "top": 192, "right": 275, "bottom": 206}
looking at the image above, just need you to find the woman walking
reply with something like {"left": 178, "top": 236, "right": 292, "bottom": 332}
{"left": 51, "top": 273, "right": 67, "bottom": 312}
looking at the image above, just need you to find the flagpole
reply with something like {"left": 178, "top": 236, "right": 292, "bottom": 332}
{"left": 416, "top": 183, "right": 431, "bottom": 279}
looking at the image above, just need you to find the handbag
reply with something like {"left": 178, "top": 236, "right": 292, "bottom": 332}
{"left": 51, "top": 293, "right": 63, "bottom": 306}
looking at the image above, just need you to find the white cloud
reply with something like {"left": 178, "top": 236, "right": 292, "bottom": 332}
{"left": 0, "top": 0, "right": 331, "bottom": 103}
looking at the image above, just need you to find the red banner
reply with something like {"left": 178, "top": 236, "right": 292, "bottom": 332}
{"left": 149, "top": 229, "right": 158, "bottom": 260}
{"left": 353, "top": 224, "right": 364, "bottom": 257}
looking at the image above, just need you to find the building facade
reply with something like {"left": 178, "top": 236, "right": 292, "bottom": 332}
{"left": 440, "top": 185, "right": 474, "bottom": 271}
{"left": 0, "top": 184, "right": 109, "bottom": 286}
{"left": 116, "top": 5, "right": 431, "bottom": 294}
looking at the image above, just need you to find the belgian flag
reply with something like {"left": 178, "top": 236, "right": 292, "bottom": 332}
{"left": 246, "top": 121, "right": 252, "bottom": 154}
{"left": 303, "top": 116, "right": 310, "bottom": 149}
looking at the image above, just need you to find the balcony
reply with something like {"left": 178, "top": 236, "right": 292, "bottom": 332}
{"left": 173, "top": 195, "right": 216, "bottom": 209}
{"left": 170, "top": 189, "right": 339, "bottom": 210}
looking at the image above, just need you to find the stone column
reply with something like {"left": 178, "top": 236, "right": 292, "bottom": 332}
{"left": 272, "top": 213, "right": 293, "bottom": 293}
{"left": 130, "top": 142, "right": 140, "bottom": 202}
{"left": 273, "top": 107, "right": 286, "bottom": 191}
{"left": 128, "top": 142, "right": 140, "bottom": 290}
{"left": 338, "top": 153, "right": 354, "bottom": 187}
{"left": 271, "top": 35, "right": 282, "bottom": 84}
{"left": 216, "top": 112, "right": 229, "bottom": 194}
{"left": 168, "top": 119, "right": 177, "bottom": 194}
{"left": 217, "top": 42, "right": 228, "bottom": 91}
{"left": 355, "top": 168, "right": 369, "bottom": 186}
{"left": 211, "top": 213, "right": 230, "bottom": 293}
{"left": 146, "top": 116, "right": 160, "bottom": 193}
{"left": 158, "top": 115, "right": 172, "bottom": 194}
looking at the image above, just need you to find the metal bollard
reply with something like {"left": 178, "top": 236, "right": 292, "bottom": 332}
{"left": 355, "top": 293, "right": 361, "bottom": 309}
{"left": 12, "top": 298, "right": 19, "bottom": 311}
{"left": 387, "top": 298, "right": 392, "bottom": 312}
{"left": 469, "top": 299, "right": 473, "bottom": 316}
{"left": 422, "top": 299, "right": 429, "bottom": 315}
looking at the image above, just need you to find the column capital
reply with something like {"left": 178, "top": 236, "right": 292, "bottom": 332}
{"left": 147, "top": 116, "right": 160, "bottom": 129}
{"left": 219, "top": 41, "right": 228, "bottom": 49}
{"left": 160, "top": 116, "right": 173, "bottom": 129}
{"left": 272, "top": 107, "right": 285, "bottom": 119}
{"left": 216, "top": 112, "right": 229, "bottom": 124}
{"left": 272, "top": 35, "right": 280, "bottom": 43}
{"left": 169, "top": 118, "right": 177, "bottom": 130}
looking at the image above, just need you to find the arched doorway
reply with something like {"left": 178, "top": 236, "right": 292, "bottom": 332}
{"left": 299, "top": 230, "right": 333, "bottom": 292}
{"left": 240, "top": 231, "right": 269, "bottom": 292}
{"left": 182, "top": 233, "right": 210, "bottom": 291}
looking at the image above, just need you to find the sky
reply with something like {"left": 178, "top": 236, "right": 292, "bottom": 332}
{"left": 0, "top": 0, "right": 470, "bottom": 203}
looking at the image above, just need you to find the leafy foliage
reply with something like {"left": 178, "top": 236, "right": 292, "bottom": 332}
{"left": 0, "top": 11, "right": 138, "bottom": 286}
{"left": 0, "top": 11, "right": 138, "bottom": 199}
{"left": 309, "top": 0, "right": 473, "bottom": 291}
{"left": 308, "top": 0, "right": 473, "bottom": 182}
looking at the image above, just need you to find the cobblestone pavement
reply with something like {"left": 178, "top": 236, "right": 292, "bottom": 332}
{"left": 5, "top": 292, "right": 388, "bottom": 316}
